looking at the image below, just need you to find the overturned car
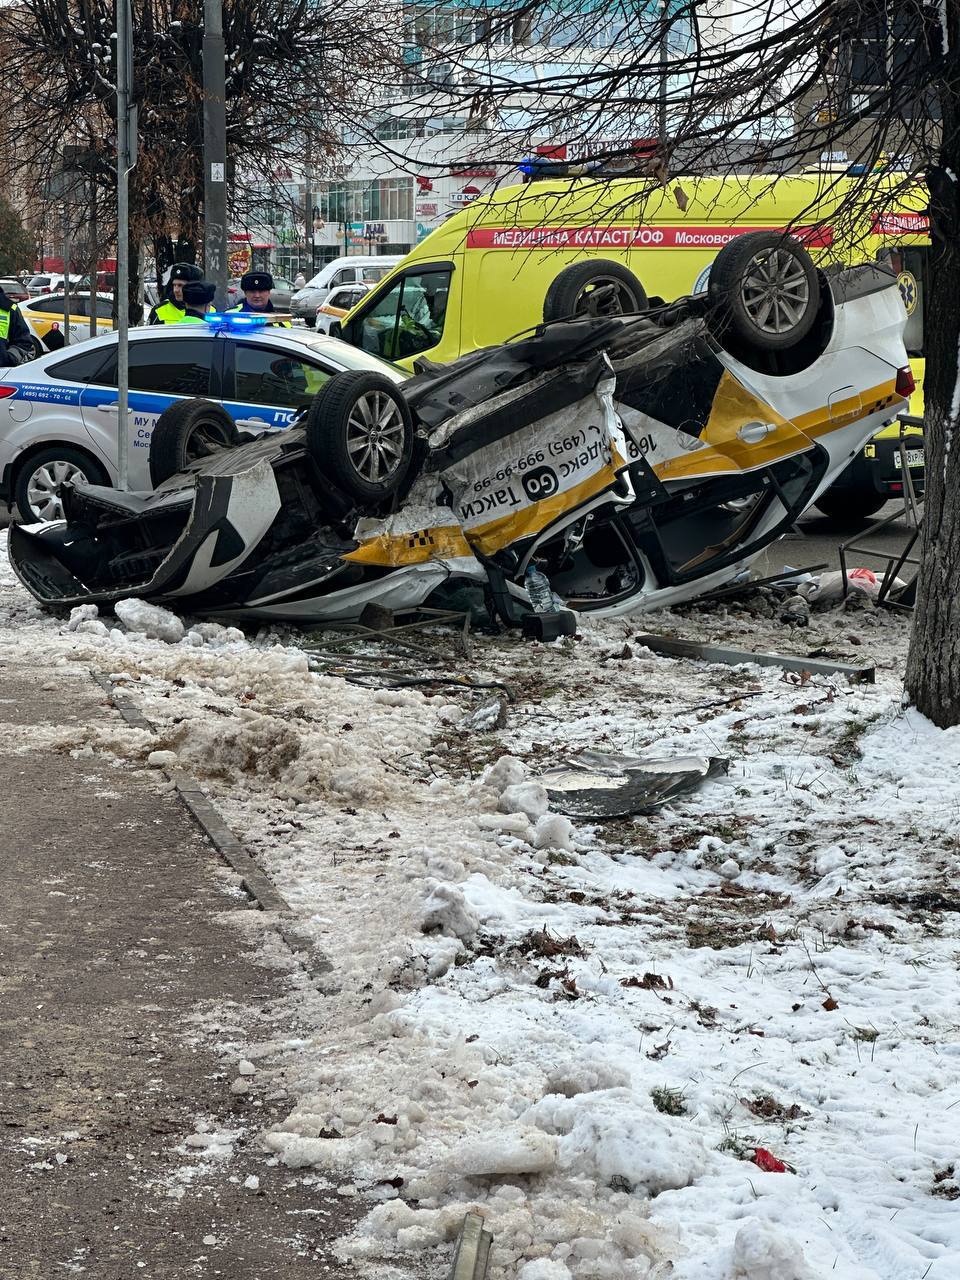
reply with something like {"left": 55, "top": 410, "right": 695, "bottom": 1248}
{"left": 9, "top": 234, "right": 912, "bottom": 627}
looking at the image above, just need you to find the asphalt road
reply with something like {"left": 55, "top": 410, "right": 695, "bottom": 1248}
{"left": 751, "top": 499, "right": 919, "bottom": 583}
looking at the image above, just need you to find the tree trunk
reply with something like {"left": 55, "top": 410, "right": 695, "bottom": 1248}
{"left": 904, "top": 64, "right": 960, "bottom": 726}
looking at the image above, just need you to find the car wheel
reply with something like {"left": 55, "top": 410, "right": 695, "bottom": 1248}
{"left": 149, "top": 398, "right": 240, "bottom": 487}
{"left": 30, "top": 337, "right": 44, "bottom": 359}
{"left": 708, "top": 231, "right": 819, "bottom": 352}
{"left": 814, "top": 488, "right": 887, "bottom": 526}
{"left": 15, "top": 446, "right": 108, "bottom": 522}
{"left": 543, "top": 260, "right": 647, "bottom": 322}
{"left": 305, "top": 371, "right": 413, "bottom": 503}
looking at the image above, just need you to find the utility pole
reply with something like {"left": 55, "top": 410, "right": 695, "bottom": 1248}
{"left": 203, "top": 0, "right": 229, "bottom": 309}
{"left": 304, "top": 140, "right": 314, "bottom": 279}
{"left": 116, "top": 0, "right": 137, "bottom": 492}
{"left": 89, "top": 180, "right": 98, "bottom": 340}
{"left": 658, "top": 0, "right": 669, "bottom": 147}
{"left": 62, "top": 205, "right": 71, "bottom": 348}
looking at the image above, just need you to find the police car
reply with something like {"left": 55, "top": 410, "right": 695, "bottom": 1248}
{"left": 0, "top": 313, "right": 405, "bottom": 520}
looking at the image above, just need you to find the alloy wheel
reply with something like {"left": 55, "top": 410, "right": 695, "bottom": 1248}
{"left": 739, "top": 248, "right": 811, "bottom": 335}
{"left": 345, "top": 391, "right": 406, "bottom": 485}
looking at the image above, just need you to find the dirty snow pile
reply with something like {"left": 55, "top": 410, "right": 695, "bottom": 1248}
{"left": 1, "top": 530, "right": 959, "bottom": 1280}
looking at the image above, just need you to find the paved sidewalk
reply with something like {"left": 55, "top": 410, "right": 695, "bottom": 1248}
{"left": 0, "top": 661, "right": 356, "bottom": 1279}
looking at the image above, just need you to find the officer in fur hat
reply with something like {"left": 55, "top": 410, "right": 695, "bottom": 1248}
{"left": 180, "top": 280, "right": 217, "bottom": 322}
{"left": 148, "top": 262, "right": 205, "bottom": 324}
{"left": 228, "top": 271, "right": 291, "bottom": 327}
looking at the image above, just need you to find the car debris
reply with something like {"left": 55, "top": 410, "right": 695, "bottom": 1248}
{"left": 634, "top": 633, "right": 876, "bottom": 683}
{"left": 9, "top": 240, "right": 911, "bottom": 630}
{"left": 541, "top": 749, "right": 729, "bottom": 819}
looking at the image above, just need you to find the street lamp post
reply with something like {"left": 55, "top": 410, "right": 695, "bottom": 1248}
{"left": 116, "top": 0, "right": 137, "bottom": 493}
{"left": 202, "top": 0, "right": 229, "bottom": 308}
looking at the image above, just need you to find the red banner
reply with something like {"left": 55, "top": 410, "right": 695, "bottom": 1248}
{"left": 466, "top": 224, "right": 834, "bottom": 250}
{"left": 870, "top": 212, "right": 929, "bottom": 236}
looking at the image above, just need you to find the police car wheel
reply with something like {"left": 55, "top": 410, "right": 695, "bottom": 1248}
{"left": 149, "top": 398, "right": 240, "bottom": 487}
{"left": 305, "top": 371, "right": 413, "bottom": 503}
{"left": 543, "top": 260, "right": 648, "bottom": 322}
{"left": 708, "top": 231, "right": 819, "bottom": 352}
{"left": 15, "top": 447, "right": 108, "bottom": 523}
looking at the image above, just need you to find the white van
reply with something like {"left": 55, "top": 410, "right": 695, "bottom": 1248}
{"left": 290, "top": 256, "right": 403, "bottom": 325}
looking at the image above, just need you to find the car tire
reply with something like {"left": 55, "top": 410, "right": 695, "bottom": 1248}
{"left": 814, "top": 488, "right": 887, "bottom": 525}
{"left": 149, "top": 398, "right": 240, "bottom": 487}
{"left": 708, "top": 231, "right": 819, "bottom": 352}
{"left": 30, "top": 337, "right": 44, "bottom": 359}
{"left": 14, "top": 446, "right": 109, "bottom": 522}
{"left": 305, "top": 371, "right": 413, "bottom": 503}
{"left": 303, "top": 315, "right": 316, "bottom": 328}
{"left": 543, "top": 260, "right": 648, "bottom": 322}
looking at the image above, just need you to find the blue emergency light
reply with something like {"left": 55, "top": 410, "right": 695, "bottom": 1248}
{"left": 203, "top": 312, "right": 273, "bottom": 330}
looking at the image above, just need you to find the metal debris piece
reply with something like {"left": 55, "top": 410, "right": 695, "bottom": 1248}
{"left": 449, "top": 1212, "right": 492, "bottom": 1280}
{"left": 543, "top": 749, "right": 729, "bottom": 819}
{"left": 634, "top": 632, "right": 875, "bottom": 684}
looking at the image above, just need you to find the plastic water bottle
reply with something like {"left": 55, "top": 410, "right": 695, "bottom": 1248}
{"left": 525, "top": 563, "right": 556, "bottom": 613}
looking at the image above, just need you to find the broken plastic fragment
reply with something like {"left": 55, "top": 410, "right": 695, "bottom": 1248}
{"left": 541, "top": 750, "right": 728, "bottom": 819}
{"left": 752, "top": 1147, "right": 787, "bottom": 1173}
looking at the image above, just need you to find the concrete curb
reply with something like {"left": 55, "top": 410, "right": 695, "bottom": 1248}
{"left": 91, "top": 670, "right": 333, "bottom": 977}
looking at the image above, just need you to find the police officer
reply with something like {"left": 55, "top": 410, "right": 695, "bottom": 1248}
{"left": 180, "top": 280, "right": 217, "bottom": 322}
{"left": 0, "top": 283, "right": 34, "bottom": 366}
{"left": 228, "top": 271, "right": 291, "bottom": 327}
{"left": 148, "top": 262, "right": 204, "bottom": 324}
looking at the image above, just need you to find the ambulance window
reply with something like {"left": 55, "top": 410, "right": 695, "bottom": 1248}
{"left": 349, "top": 267, "right": 451, "bottom": 360}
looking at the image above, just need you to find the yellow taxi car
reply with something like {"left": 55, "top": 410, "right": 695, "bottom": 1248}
{"left": 19, "top": 291, "right": 114, "bottom": 354}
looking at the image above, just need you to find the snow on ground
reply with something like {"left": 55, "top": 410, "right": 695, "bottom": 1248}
{"left": 2, "top": 529, "right": 959, "bottom": 1280}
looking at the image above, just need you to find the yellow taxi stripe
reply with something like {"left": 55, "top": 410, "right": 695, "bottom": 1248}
{"left": 465, "top": 447, "right": 627, "bottom": 557}
{"left": 343, "top": 524, "right": 473, "bottom": 567}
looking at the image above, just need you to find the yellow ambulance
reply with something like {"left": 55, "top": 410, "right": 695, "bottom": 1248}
{"left": 336, "top": 172, "right": 928, "bottom": 521}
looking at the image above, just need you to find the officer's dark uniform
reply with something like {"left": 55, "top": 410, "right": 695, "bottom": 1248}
{"left": 148, "top": 262, "right": 204, "bottom": 324}
{"left": 228, "top": 271, "right": 292, "bottom": 328}
{"left": 0, "top": 286, "right": 34, "bottom": 366}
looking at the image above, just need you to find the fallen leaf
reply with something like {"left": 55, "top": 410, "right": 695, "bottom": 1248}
{"left": 822, "top": 996, "right": 839, "bottom": 1011}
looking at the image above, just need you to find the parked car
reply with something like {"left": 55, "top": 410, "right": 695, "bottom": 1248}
{"left": 290, "top": 257, "right": 401, "bottom": 326}
{"left": 18, "top": 292, "right": 117, "bottom": 355}
{"left": 8, "top": 238, "right": 913, "bottom": 626}
{"left": 0, "top": 278, "right": 30, "bottom": 304}
{"left": 0, "top": 312, "right": 402, "bottom": 520}
{"left": 226, "top": 275, "right": 295, "bottom": 311}
{"left": 26, "top": 273, "right": 86, "bottom": 297}
{"left": 315, "top": 283, "right": 373, "bottom": 334}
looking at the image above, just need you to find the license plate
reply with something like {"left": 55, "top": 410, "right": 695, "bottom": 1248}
{"left": 894, "top": 449, "right": 924, "bottom": 469}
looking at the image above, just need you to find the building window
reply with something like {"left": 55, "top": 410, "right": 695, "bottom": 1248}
{"left": 844, "top": 1, "right": 940, "bottom": 118}
{"left": 318, "top": 179, "right": 413, "bottom": 225}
